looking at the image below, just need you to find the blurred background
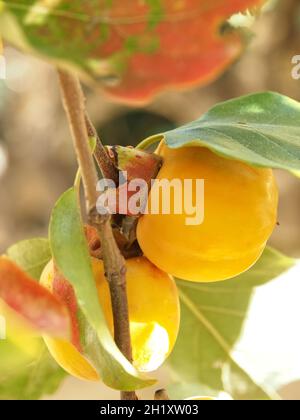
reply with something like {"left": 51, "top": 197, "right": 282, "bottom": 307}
{"left": 0, "top": 0, "right": 299, "bottom": 400}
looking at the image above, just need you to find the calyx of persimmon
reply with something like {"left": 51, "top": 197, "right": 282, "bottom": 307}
{"left": 102, "top": 146, "right": 162, "bottom": 218}
{"left": 106, "top": 146, "right": 162, "bottom": 183}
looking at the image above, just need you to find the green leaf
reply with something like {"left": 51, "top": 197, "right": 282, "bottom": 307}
{"left": 0, "top": 337, "right": 66, "bottom": 400}
{"left": 168, "top": 247, "right": 296, "bottom": 400}
{"left": 7, "top": 238, "right": 51, "bottom": 280}
{"left": 154, "top": 92, "right": 300, "bottom": 174}
{"left": 232, "top": 259, "right": 300, "bottom": 390}
{"left": 49, "top": 188, "right": 155, "bottom": 391}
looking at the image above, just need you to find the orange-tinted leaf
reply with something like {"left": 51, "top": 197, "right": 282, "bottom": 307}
{"left": 0, "top": 257, "right": 70, "bottom": 337}
{"left": 52, "top": 266, "right": 82, "bottom": 352}
{"left": 1, "top": 0, "right": 266, "bottom": 104}
{"left": 99, "top": 0, "right": 266, "bottom": 103}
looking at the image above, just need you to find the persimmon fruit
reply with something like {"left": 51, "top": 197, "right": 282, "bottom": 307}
{"left": 40, "top": 256, "right": 180, "bottom": 380}
{"left": 137, "top": 143, "right": 278, "bottom": 282}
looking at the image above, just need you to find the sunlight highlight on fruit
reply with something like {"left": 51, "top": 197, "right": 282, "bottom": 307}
{"left": 130, "top": 321, "right": 169, "bottom": 372}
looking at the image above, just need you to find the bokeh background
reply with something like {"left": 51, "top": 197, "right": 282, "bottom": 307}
{"left": 0, "top": 0, "right": 299, "bottom": 399}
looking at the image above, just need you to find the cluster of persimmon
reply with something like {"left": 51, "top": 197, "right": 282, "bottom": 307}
{"left": 41, "top": 142, "right": 278, "bottom": 384}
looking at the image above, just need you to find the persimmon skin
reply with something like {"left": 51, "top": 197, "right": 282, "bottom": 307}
{"left": 41, "top": 257, "right": 180, "bottom": 381}
{"left": 137, "top": 143, "right": 278, "bottom": 283}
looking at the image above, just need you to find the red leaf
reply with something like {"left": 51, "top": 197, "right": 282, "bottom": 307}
{"left": 0, "top": 257, "right": 70, "bottom": 338}
{"left": 5, "top": 0, "right": 266, "bottom": 104}
{"left": 97, "top": 0, "right": 266, "bottom": 103}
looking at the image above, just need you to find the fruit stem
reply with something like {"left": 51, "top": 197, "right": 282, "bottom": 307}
{"left": 155, "top": 389, "right": 170, "bottom": 400}
{"left": 58, "top": 69, "right": 137, "bottom": 401}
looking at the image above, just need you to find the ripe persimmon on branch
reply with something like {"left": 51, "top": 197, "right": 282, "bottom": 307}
{"left": 58, "top": 70, "right": 137, "bottom": 401}
{"left": 1, "top": 0, "right": 300, "bottom": 401}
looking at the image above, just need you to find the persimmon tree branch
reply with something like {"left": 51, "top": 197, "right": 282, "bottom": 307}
{"left": 85, "top": 113, "right": 120, "bottom": 185}
{"left": 58, "top": 71, "right": 98, "bottom": 210}
{"left": 58, "top": 70, "right": 137, "bottom": 401}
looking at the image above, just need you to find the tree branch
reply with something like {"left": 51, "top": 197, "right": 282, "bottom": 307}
{"left": 85, "top": 113, "right": 120, "bottom": 185}
{"left": 58, "top": 71, "right": 98, "bottom": 211}
{"left": 58, "top": 69, "right": 137, "bottom": 401}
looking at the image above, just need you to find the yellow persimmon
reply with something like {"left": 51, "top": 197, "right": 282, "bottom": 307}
{"left": 137, "top": 143, "right": 278, "bottom": 282}
{"left": 40, "top": 257, "right": 180, "bottom": 381}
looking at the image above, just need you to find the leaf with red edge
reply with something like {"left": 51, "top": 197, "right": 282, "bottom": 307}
{"left": 0, "top": 257, "right": 70, "bottom": 338}
{"left": 0, "top": 0, "right": 266, "bottom": 104}
{"left": 52, "top": 265, "right": 82, "bottom": 353}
